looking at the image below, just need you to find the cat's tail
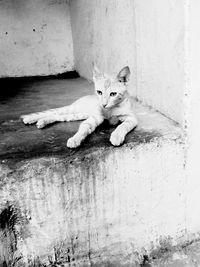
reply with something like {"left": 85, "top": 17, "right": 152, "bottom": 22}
{"left": 21, "top": 105, "right": 72, "bottom": 125}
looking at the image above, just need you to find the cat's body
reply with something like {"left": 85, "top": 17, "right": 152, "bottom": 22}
{"left": 21, "top": 66, "right": 138, "bottom": 148}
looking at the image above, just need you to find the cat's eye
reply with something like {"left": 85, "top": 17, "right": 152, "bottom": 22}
{"left": 118, "top": 78, "right": 125, "bottom": 83}
{"left": 110, "top": 92, "right": 117, "bottom": 97}
{"left": 97, "top": 90, "right": 102, "bottom": 95}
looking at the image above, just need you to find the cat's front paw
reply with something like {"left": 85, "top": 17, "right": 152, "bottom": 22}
{"left": 21, "top": 115, "right": 38, "bottom": 125}
{"left": 36, "top": 119, "right": 46, "bottom": 129}
{"left": 67, "top": 136, "right": 81, "bottom": 148}
{"left": 110, "top": 132, "right": 124, "bottom": 146}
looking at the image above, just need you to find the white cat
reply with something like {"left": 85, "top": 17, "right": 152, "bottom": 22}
{"left": 21, "top": 66, "right": 138, "bottom": 148}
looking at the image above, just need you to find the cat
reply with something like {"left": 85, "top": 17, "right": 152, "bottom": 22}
{"left": 21, "top": 66, "right": 138, "bottom": 148}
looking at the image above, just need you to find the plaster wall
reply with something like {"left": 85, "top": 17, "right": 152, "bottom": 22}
{"left": 70, "top": 0, "right": 137, "bottom": 93}
{"left": 0, "top": 0, "right": 74, "bottom": 77}
{"left": 186, "top": 0, "right": 200, "bottom": 236}
{"left": 134, "top": 0, "right": 185, "bottom": 125}
{"left": 70, "top": 0, "right": 185, "bottom": 125}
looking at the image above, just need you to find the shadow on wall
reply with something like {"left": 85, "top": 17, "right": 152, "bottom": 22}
{"left": 0, "top": 0, "right": 28, "bottom": 13}
{"left": 0, "top": 0, "right": 70, "bottom": 12}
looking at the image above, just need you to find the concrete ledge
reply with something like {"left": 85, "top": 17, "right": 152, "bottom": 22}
{"left": 0, "top": 77, "right": 185, "bottom": 266}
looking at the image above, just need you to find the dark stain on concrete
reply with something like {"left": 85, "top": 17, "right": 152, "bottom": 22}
{"left": 140, "top": 255, "right": 152, "bottom": 266}
{"left": 150, "top": 236, "right": 174, "bottom": 260}
{"left": 0, "top": 205, "right": 17, "bottom": 232}
{"left": 0, "top": 204, "right": 31, "bottom": 266}
{"left": 0, "top": 78, "right": 26, "bottom": 101}
{"left": 0, "top": 205, "right": 21, "bottom": 266}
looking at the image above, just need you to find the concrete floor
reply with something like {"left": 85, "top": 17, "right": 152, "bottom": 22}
{"left": 0, "top": 76, "right": 94, "bottom": 164}
{"left": 0, "top": 76, "right": 181, "bottom": 165}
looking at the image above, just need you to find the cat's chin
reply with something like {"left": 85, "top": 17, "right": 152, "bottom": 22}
{"left": 101, "top": 104, "right": 113, "bottom": 109}
{"left": 102, "top": 106, "right": 111, "bottom": 110}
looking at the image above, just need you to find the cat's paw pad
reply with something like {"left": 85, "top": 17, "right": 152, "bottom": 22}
{"left": 36, "top": 119, "right": 46, "bottom": 129}
{"left": 67, "top": 137, "right": 81, "bottom": 148}
{"left": 110, "top": 132, "right": 124, "bottom": 146}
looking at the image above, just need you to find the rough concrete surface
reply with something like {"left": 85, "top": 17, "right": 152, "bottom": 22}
{"left": 0, "top": 77, "right": 186, "bottom": 266}
{"left": 70, "top": 0, "right": 137, "bottom": 94}
{"left": 0, "top": 0, "right": 74, "bottom": 77}
{"left": 143, "top": 240, "right": 200, "bottom": 267}
{"left": 0, "top": 76, "right": 182, "bottom": 164}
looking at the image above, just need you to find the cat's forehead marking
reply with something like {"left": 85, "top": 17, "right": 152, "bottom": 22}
{"left": 104, "top": 79, "right": 111, "bottom": 89}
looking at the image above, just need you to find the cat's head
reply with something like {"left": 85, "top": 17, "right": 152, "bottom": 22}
{"left": 93, "top": 66, "right": 130, "bottom": 109}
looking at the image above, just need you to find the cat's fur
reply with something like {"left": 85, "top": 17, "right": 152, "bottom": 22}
{"left": 21, "top": 66, "right": 138, "bottom": 148}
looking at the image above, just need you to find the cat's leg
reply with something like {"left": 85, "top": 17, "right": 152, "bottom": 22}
{"left": 36, "top": 113, "right": 88, "bottom": 129}
{"left": 110, "top": 115, "right": 138, "bottom": 146}
{"left": 67, "top": 115, "right": 104, "bottom": 148}
{"left": 21, "top": 106, "right": 71, "bottom": 125}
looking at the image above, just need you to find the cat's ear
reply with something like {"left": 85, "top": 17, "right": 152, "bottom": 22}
{"left": 92, "top": 64, "right": 102, "bottom": 80}
{"left": 117, "top": 66, "right": 130, "bottom": 83}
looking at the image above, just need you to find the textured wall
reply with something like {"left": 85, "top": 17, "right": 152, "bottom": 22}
{"left": 186, "top": 0, "right": 200, "bottom": 236}
{"left": 70, "top": 0, "right": 137, "bottom": 94}
{"left": 0, "top": 0, "right": 74, "bottom": 77}
{"left": 0, "top": 139, "right": 185, "bottom": 266}
{"left": 134, "top": 0, "right": 185, "bottom": 125}
{"left": 70, "top": 0, "right": 185, "bottom": 125}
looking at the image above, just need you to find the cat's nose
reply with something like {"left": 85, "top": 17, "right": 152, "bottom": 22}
{"left": 103, "top": 104, "right": 107, "bottom": 108}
